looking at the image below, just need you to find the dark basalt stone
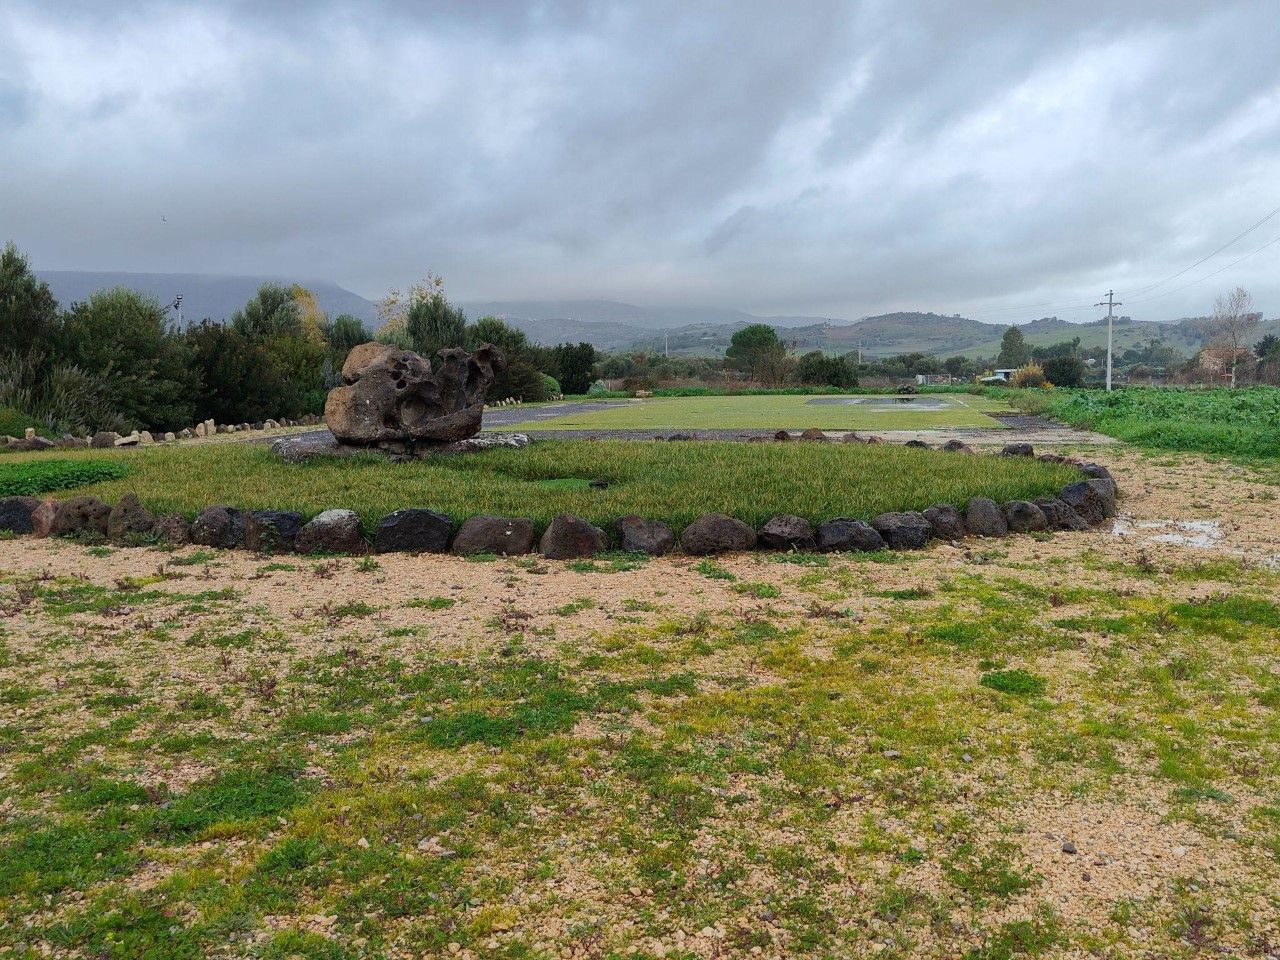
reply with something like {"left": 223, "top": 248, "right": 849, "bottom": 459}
{"left": 154, "top": 514, "right": 192, "bottom": 545}
{"left": 758, "top": 514, "right": 817, "bottom": 551}
{"left": 964, "top": 497, "right": 1008, "bottom": 537}
{"left": 871, "top": 511, "right": 933, "bottom": 550}
{"left": 191, "top": 506, "right": 246, "bottom": 548}
{"left": 940, "top": 440, "right": 974, "bottom": 454}
{"left": 296, "top": 509, "right": 366, "bottom": 554}
{"left": 613, "top": 515, "right": 676, "bottom": 556}
{"left": 815, "top": 518, "right": 885, "bottom": 553}
{"left": 540, "top": 514, "right": 609, "bottom": 559}
{"left": 245, "top": 510, "right": 304, "bottom": 553}
{"left": 0, "top": 496, "right": 41, "bottom": 534}
{"left": 50, "top": 496, "right": 111, "bottom": 537}
{"left": 1034, "top": 498, "right": 1090, "bottom": 531}
{"left": 107, "top": 493, "right": 156, "bottom": 542}
{"left": 680, "top": 513, "right": 757, "bottom": 555}
{"left": 923, "top": 504, "right": 966, "bottom": 541}
{"left": 453, "top": 515, "right": 535, "bottom": 556}
{"left": 1001, "top": 443, "right": 1034, "bottom": 457}
{"left": 1059, "top": 479, "right": 1117, "bottom": 525}
{"left": 1002, "top": 500, "right": 1048, "bottom": 533}
{"left": 374, "top": 509, "right": 453, "bottom": 553}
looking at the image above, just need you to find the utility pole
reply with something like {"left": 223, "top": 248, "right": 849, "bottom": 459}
{"left": 1095, "top": 290, "right": 1121, "bottom": 391}
{"left": 664, "top": 332, "right": 669, "bottom": 358}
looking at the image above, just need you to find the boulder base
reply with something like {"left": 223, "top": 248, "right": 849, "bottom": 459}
{"left": 107, "top": 493, "right": 157, "bottom": 541}
{"left": 964, "top": 497, "right": 1008, "bottom": 537}
{"left": 245, "top": 510, "right": 304, "bottom": 553}
{"left": 923, "top": 504, "right": 966, "bottom": 541}
{"left": 0, "top": 497, "right": 41, "bottom": 534}
{"left": 51, "top": 497, "right": 111, "bottom": 537}
{"left": 758, "top": 514, "right": 816, "bottom": 551}
{"left": 871, "top": 511, "right": 932, "bottom": 550}
{"left": 191, "top": 506, "right": 246, "bottom": 549}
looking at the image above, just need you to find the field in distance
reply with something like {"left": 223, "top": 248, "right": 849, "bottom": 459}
{"left": 499, "top": 394, "right": 1012, "bottom": 432}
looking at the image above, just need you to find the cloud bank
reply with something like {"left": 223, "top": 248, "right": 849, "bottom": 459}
{"left": 3, "top": 0, "right": 1278, "bottom": 322}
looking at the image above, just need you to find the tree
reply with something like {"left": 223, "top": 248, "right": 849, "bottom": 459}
{"left": 997, "top": 326, "right": 1031, "bottom": 367}
{"left": 405, "top": 283, "right": 467, "bottom": 358}
{"left": 230, "top": 283, "right": 301, "bottom": 340}
{"left": 551, "top": 342, "right": 598, "bottom": 395}
{"left": 323, "top": 314, "right": 369, "bottom": 355}
{"left": 0, "top": 242, "right": 59, "bottom": 356}
{"left": 725, "top": 324, "right": 786, "bottom": 382}
{"left": 1041, "top": 355, "right": 1085, "bottom": 387}
{"left": 795, "top": 351, "right": 856, "bottom": 388}
{"left": 1254, "top": 333, "right": 1279, "bottom": 362}
{"left": 56, "top": 288, "right": 196, "bottom": 430}
{"left": 1210, "top": 286, "right": 1261, "bottom": 387}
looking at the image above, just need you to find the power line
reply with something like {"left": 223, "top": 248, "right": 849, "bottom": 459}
{"left": 1125, "top": 233, "right": 1280, "bottom": 305}
{"left": 1115, "top": 202, "right": 1280, "bottom": 298}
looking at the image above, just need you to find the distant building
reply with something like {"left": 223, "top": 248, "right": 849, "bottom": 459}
{"left": 914, "top": 374, "right": 954, "bottom": 385}
{"left": 978, "top": 368, "right": 1018, "bottom": 384}
{"left": 1196, "top": 346, "right": 1252, "bottom": 375}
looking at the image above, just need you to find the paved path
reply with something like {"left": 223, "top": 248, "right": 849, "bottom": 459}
{"left": 266, "top": 405, "right": 1115, "bottom": 449}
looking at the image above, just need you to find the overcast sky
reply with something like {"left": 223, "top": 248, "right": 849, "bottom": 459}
{"left": 3, "top": 0, "right": 1278, "bottom": 323}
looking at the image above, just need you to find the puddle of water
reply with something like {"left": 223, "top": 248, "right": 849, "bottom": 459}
{"left": 1111, "top": 515, "right": 1224, "bottom": 549}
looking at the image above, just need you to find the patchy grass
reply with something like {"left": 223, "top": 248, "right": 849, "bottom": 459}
{"left": 4, "top": 475, "right": 1280, "bottom": 958}
{"left": 12, "top": 439, "right": 1080, "bottom": 533}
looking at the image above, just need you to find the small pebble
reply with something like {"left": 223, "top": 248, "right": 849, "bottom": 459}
{"left": 1062, "top": 841, "right": 1077, "bottom": 854}
{"left": 883, "top": 749, "right": 901, "bottom": 759}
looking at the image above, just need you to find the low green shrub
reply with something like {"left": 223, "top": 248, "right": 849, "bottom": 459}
{"left": 0, "top": 459, "right": 130, "bottom": 497}
{"left": 0, "top": 406, "right": 45, "bottom": 440}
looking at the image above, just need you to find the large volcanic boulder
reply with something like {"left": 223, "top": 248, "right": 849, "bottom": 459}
{"left": 964, "top": 497, "right": 1008, "bottom": 537}
{"left": 1059, "top": 479, "right": 1117, "bottom": 525}
{"left": 1034, "top": 498, "right": 1090, "bottom": 531}
{"left": 324, "top": 342, "right": 506, "bottom": 452}
{"left": 245, "top": 510, "right": 304, "bottom": 554}
{"left": 1002, "top": 500, "right": 1048, "bottom": 533}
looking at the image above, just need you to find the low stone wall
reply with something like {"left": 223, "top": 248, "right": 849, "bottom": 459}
{"left": 1, "top": 414, "right": 323, "bottom": 453}
{"left": 0, "top": 447, "right": 1119, "bottom": 559}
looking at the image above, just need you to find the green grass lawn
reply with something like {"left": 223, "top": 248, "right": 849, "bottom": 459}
{"left": 16, "top": 439, "right": 1078, "bottom": 532}
{"left": 499, "top": 394, "right": 1011, "bottom": 432}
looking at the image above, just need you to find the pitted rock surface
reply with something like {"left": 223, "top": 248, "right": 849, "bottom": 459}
{"left": 324, "top": 342, "right": 506, "bottom": 451}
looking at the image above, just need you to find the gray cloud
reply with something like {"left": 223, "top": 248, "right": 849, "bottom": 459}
{"left": 2, "top": 0, "right": 1278, "bottom": 322}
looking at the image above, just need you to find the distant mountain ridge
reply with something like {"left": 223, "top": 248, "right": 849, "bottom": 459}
{"left": 37, "top": 271, "right": 379, "bottom": 328}
{"left": 32, "top": 274, "right": 1275, "bottom": 359}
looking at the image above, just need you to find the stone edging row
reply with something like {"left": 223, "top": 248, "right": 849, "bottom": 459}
{"left": 0, "top": 449, "right": 1118, "bottom": 559}
{"left": 1, "top": 415, "right": 323, "bottom": 453}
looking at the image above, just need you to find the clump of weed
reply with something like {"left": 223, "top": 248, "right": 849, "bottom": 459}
{"left": 980, "top": 668, "right": 1047, "bottom": 697}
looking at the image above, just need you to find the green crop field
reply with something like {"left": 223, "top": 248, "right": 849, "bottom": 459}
{"left": 995, "top": 385, "right": 1280, "bottom": 460}
{"left": 499, "top": 394, "right": 1011, "bottom": 432}
{"left": 13, "top": 439, "right": 1076, "bottom": 533}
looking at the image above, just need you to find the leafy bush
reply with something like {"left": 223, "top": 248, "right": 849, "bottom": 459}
{"left": 540, "top": 374, "right": 561, "bottom": 397}
{"left": 0, "top": 405, "right": 39, "bottom": 439}
{"left": 1010, "top": 363, "right": 1047, "bottom": 389}
{"left": 0, "top": 459, "right": 129, "bottom": 497}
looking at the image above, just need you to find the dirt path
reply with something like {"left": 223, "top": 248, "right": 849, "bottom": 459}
{"left": 2, "top": 447, "right": 1278, "bottom": 958}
